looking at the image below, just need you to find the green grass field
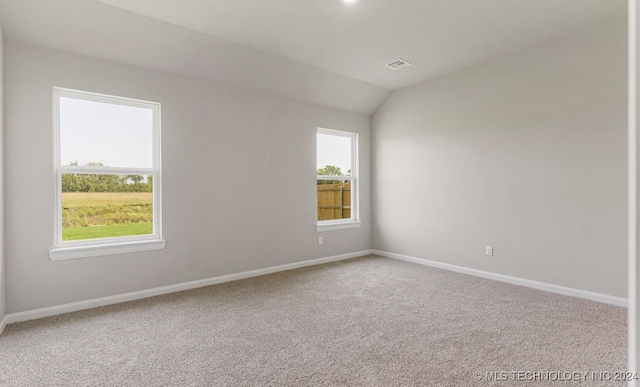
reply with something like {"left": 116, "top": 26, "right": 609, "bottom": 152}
{"left": 63, "top": 222, "right": 153, "bottom": 241}
{"left": 62, "top": 192, "right": 153, "bottom": 241}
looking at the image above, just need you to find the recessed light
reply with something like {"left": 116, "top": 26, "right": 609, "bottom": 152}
{"left": 343, "top": 0, "right": 358, "bottom": 4}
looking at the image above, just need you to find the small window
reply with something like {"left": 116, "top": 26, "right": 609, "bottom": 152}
{"left": 50, "top": 88, "right": 165, "bottom": 260}
{"left": 316, "top": 128, "right": 361, "bottom": 232}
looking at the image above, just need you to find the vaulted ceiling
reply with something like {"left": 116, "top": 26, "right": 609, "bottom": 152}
{"left": 0, "top": 0, "right": 626, "bottom": 114}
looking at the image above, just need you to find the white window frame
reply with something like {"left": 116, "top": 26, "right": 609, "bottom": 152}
{"left": 49, "top": 88, "right": 165, "bottom": 261}
{"left": 316, "top": 128, "right": 361, "bottom": 232}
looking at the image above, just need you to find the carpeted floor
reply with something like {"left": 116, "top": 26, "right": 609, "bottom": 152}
{"left": 0, "top": 255, "right": 627, "bottom": 386}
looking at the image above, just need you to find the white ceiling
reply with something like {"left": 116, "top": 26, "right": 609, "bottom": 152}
{"left": 0, "top": 0, "right": 627, "bottom": 114}
{"left": 0, "top": 0, "right": 389, "bottom": 114}
{"left": 95, "top": 0, "right": 626, "bottom": 89}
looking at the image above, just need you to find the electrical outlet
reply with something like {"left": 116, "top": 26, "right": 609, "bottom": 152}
{"left": 485, "top": 246, "right": 493, "bottom": 257}
{"left": 319, "top": 237, "right": 324, "bottom": 245}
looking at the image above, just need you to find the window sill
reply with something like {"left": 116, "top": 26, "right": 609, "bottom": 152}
{"left": 49, "top": 239, "right": 166, "bottom": 261}
{"left": 316, "top": 221, "right": 362, "bottom": 232}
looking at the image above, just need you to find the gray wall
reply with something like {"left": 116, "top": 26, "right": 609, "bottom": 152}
{"left": 372, "top": 20, "right": 628, "bottom": 298}
{"left": 0, "top": 23, "right": 4, "bottom": 321}
{"left": 4, "top": 41, "right": 371, "bottom": 313}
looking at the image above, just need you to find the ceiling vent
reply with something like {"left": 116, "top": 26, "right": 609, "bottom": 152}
{"left": 385, "top": 58, "right": 412, "bottom": 70}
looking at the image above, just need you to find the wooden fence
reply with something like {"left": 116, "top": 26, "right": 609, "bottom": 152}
{"left": 317, "top": 183, "right": 351, "bottom": 221}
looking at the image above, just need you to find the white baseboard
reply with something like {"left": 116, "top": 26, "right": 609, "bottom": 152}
{"left": 4, "top": 250, "right": 373, "bottom": 326}
{"left": 6, "top": 248, "right": 619, "bottom": 328}
{"left": 372, "top": 250, "right": 628, "bottom": 307}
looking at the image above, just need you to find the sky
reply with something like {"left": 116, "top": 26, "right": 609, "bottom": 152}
{"left": 317, "top": 133, "right": 352, "bottom": 175}
{"left": 60, "top": 97, "right": 153, "bottom": 169}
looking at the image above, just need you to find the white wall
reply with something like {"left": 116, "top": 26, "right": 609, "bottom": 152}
{"left": 373, "top": 19, "right": 628, "bottom": 298}
{"left": 4, "top": 41, "right": 371, "bottom": 313}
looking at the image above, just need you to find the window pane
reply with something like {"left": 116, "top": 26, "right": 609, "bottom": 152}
{"left": 317, "top": 133, "right": 352, "bottom": 176}
{"left": 317, "top": 180, "right": 351, "bottom": 221}
{"left": 59, "top": 97, "right": 153, "bottom": 168}
{"left": 61, "top": 173, "right": 153, "bottom": 241}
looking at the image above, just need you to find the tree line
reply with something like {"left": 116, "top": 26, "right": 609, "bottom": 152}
{"left": 317, "top": 165, "right": 350, "bottom": 185}
{"left": 62, "top": 162, "right": 152, "bottom": 193}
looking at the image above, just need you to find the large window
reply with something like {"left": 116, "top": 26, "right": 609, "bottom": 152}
{"left": 316, "top": 128, "right": 361, "bottom": 232}
{"left": 50, "top": 88, "right": 164, "bottom": 260}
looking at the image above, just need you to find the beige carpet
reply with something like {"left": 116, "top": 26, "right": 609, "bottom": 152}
{"left": 0, "top": 255, "right": 627, "bottom": 386}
